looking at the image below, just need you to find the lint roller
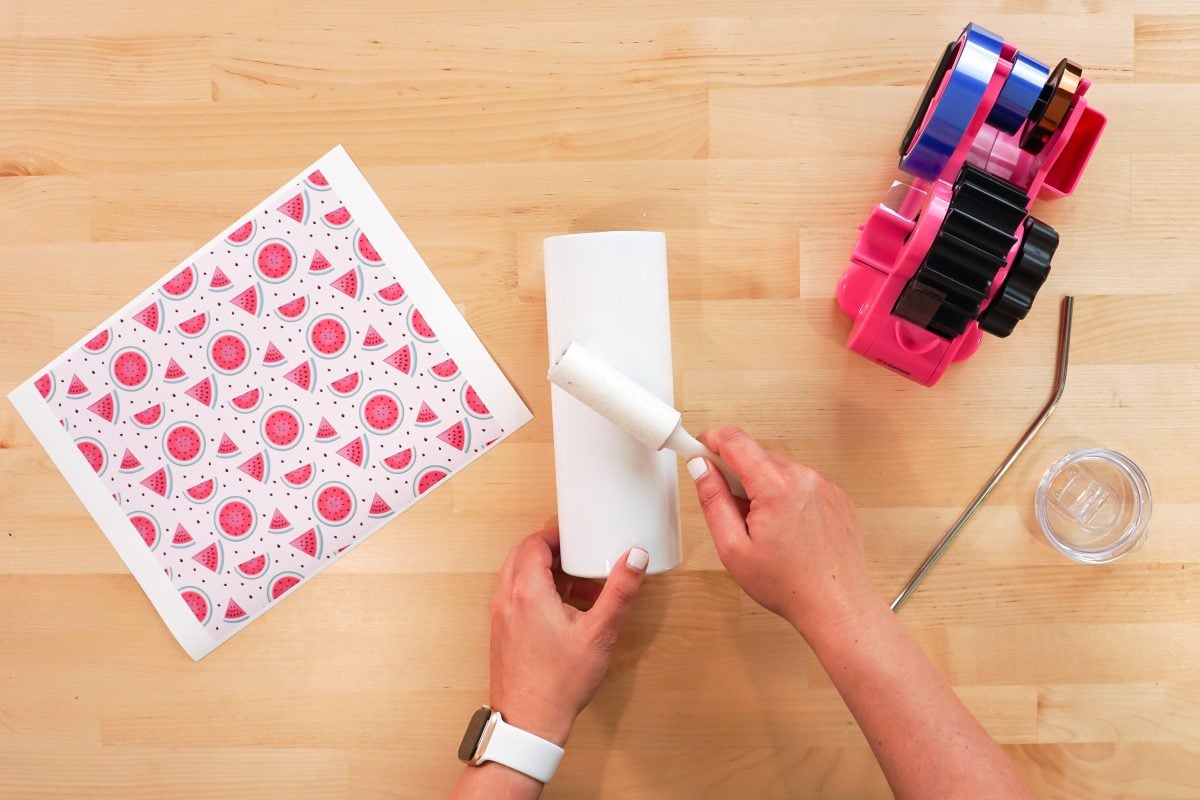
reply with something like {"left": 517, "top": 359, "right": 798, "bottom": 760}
{"left": 548, "top": 342, "right": 748, "bottom": 500}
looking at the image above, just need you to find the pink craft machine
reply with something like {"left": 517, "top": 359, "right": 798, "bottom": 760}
{"left": 837, "top": 24, "right": 1106, "bottom": 386}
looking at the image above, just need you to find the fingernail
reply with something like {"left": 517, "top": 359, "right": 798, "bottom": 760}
{"left": 627, "top": 548, "right": 649, "bottom": 572}
{"left": 686, "top": 457, "right": 709, "bottom": 481}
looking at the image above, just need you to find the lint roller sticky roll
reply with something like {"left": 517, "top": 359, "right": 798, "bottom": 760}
{"left": 544, "top": 231, "right": 682, "bottom": 579}
{"left": 549, "top": 342, "right": 749, "bottom": 500}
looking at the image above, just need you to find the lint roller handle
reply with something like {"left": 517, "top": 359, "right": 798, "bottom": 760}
{"left": 664, "top": 425, "right": 748, "bottom": 500}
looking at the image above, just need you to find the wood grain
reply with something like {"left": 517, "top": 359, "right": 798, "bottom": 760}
{"left": 1, "top": 2, "right": 1197, "bottom": 798}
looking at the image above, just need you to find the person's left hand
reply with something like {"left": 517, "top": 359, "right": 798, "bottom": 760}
{"left": 488, "top": 529, "right": 649, "bottom": 746}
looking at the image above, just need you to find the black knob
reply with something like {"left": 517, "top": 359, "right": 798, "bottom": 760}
{"left": 978, "top": 217, "right": 1059, "bottom": 337}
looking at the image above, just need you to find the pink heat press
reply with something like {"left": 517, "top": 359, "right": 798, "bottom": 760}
{"left": 837, "top": 23, "right": 1106, "bottom": 386}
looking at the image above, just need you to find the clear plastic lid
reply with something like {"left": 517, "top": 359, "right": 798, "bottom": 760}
{"left": 1035, "top": 448, "right": 1152, "bottom": 564}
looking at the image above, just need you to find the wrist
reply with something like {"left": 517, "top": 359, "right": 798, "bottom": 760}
{"left": 492, "top": 696, "right": 576, "bottom": 747}
{"left": 788, "top": 584, "right": 890, "bottom": 651}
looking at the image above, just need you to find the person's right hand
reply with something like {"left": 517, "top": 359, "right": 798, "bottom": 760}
{"left": 689, "top": 427, "right": 881, "bottom": 639}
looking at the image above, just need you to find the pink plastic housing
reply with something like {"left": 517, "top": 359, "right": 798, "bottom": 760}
{"left": 837, "top": 44, "right": 1106, "bottom": 386}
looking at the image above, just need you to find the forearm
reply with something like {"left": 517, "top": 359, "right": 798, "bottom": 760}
{"left": 801, "top": 594, "right": 1036, "bottom": 800}
{"left": 451, "top": 763, "right": 543, "bottom": 800}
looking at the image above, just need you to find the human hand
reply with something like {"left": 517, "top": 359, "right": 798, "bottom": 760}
{"left": 688, "top": 427, "right": 880, "bottom": 639}
{"left": 488, "top": 529, "right": 648, "bottom": 746}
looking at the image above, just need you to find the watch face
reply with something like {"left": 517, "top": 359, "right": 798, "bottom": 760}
{"left": 458, "top": 706, "right": 492, "bottom": 762}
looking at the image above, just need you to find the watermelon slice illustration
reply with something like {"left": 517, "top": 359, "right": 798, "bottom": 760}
{"left": 132, "top": 402, "right": 164, "bottom": 429}
{"left": 177, "top": 312, "right": 210, "bottom": 338}
{"left": 192, "top": 541, "right": 224, "bottom": 573}
{"left": 362, "top": 325, "right": 386, "bottom": 351}
{"left": 307, "top": 314, "right": 351, "bottom": 359}
{"left": 407, "top": 307, "right": 437, "bottom": 342}
{"left": 216, "top": 433, "right": 240, "bottom": 458}
{"left": 314, "top": 417, "right": 339, "bottom": 442}
{"left": 237, "top": 451, "right": 270, "bottom": 483}
{"left": 368, "top": 493, "right": 394, "bottom": 518}
{"left": 277, "top": 191, "right": 309, "bottom": 225}
{"left": 260, "top": 406, "right": 304, "bottom": 450}
{"left": 163, "top": 421, "right": 206, "bottom": 466}
{"left": 207, "top": 330, "right": 251, "bottom": 375}
{"left": 118, "top": 448, "right": 142, "bottom": 473}
{"left": 413, "top": 465, "right": 450, "bottom": 497}
{"left": 383, "top": 343, "right": 416, "bottom": 376}
{"left": 274, "top": 296, "right": 308, "bottom": 322}
{"left": 254, "top": 239, "right": 298, "bottom": 283}
{"left": 235, "top": 553, "right": 270, "bottom": 579}
{"left": 215, "top": 497, "right": 257, "bottom": 541}
{"left": 322, "top": 206, "right": 352, "bottom": 229}
{"left": 289, "top": 527, "right": 323, "bottom": 559}
{"left": 305, "top": 169, "right": 330, "bottom": 191}
{"left": 429, "top": 358, "right": 459, "bottom": 382}
{"left": 87, "top": 392, "right": 119, "bottom": 423}
{"left": 185, "top": 477, "right": 217, "bottom": 503}
{"left": 282, "top": 463, "right": 314, "bottom": 489}
{"left": 171, "top": 523, "right": 195, "bottom": 548}
{"left": 268, "top": 508, "right": 292, "bottom": 534}
{"left": 82, "top": 328, "right": 111, "bottom": 355}
{"left": 336, "top": 435, "right": 369, "bottom": 468}
{"left": 66, "top": 374, "right": 89, "bottom": 398}
{"left": 376, "top": 282, "right": 407, "bottom": 305}
{"left": 228, "top": 283, "right": 263, "bottom": 317}
{"left": 163, "top": 358, "right": 187, "bottom": 383}
{"left": 283, "top": 359, "right": 316, "bottom": 392}
{"left": 359, "top": 390, "right": 403, "bottom": 435}
{"left": 437, "top": 419, "right": 470, "bottom": 452}
{"left": 313, "top": 482, "right": 357, "bottom": 527}
{"left": 353, "top": 229, "right": 384, "bottom": 267}
{"left": 35, "top": 373, "right": 55, "bottom": 401}
{"left": 180, "top": 586, "right": 212, "bottom": 625}
{"left": 382, "top": 448, "right": 415, "bottom": 474}
{"left": 262, "top": 341, "right": 288, "bottom": 368}
{"left": 329, "top": 267, "right": 362, "bottom": 300}
{"left": 184, "top": 376, "right": 217, "bottom": 408}
{"left": 328, "top": 371, "right": 362, "bottom": 398}
{"left": 461, "top": 383, "right": 492, "bottom": 419}
{"left": 75, "top": 437, "right": 108, "bottom": 476}
{"left": 209, "top": 266, "right": 233, "bottom": 291}
{"left": 128, "top": 511, "right": 160, "bottom": 548}
{"left": 140, "top": 465, "right": 172, "bottom": 498}
{"left": 224, "top": 598, "right": 250, "bottom": 623}
{"left": 109, "top": 347, "right": 153, "bottom": 391}
{"left": 268, "top": 571, "right": 303, "bottom": 601}
{"left": 161, "top": 264, "right": 197, "bottom": 300}
{"left": 309, "top": 249, "right": 333, "bottom": 274}
{"left": 414, "top": 401, "right": 439, "bottom": 427}
{"left": 131, "top": 299, "right": 163, "bottom": 333}
{"left": 226, "top": 219, "right": 256, "bottom": 246}
{"left": 230, "top": 387, "right": 263, "bottom": 414}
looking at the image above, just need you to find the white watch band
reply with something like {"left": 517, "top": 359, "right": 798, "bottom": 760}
{"left": 478, "top": 711, "right": 565, "bottom": 784}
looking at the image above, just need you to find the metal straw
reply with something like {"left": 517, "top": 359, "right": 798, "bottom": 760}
{"left": 891, "top": 295, "right": 1075, "bottom": 612}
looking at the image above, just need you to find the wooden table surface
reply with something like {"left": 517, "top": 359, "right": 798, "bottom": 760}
{"left": 2, "top": 2, "right": 1198, "bottom": 798}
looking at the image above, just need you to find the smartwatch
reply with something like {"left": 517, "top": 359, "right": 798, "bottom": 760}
{"left": 457, "top": 706, "right": 565, "bottom": 784}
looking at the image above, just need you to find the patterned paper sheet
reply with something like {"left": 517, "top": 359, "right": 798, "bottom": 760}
{"left": 8, "top": 146, "right": 531, "bottom": 660}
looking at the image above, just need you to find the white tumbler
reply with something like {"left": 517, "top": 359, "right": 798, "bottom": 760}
{"left": 544, "top": 231, "right": 682, "bottom": 578}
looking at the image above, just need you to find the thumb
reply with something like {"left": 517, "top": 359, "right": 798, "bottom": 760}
{"left": 587, "top": 548, "right": 649, "bottom": 637}
{"left": 688, "top": 457, "right": 749, "bottom": 560}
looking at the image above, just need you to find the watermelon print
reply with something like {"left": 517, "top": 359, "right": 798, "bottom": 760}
{"left": 14, "top": 155, "right": 523, "bottom": 657}
{"left": 209, "top": 266, "right": 233, "bottom": 290}
{"left": 161, "top": 264, "right": 198, "bottom": 300}
{"left": 207, "top": 331, "right": 251, "bottom": 375}
{"left": 359, "top": 390, "right": 403, "bottom": 435}
{"left": 109, "top": 347, "right": 153, "bottom": 390}
{"left": 254, "top": 239, "right": 298, "bottom": 284}
{"left": 226, "top": 220, "right": 256, "bottom": 246}
{"left": 82, "top": 329, "right": 112, "bottom": 355}
{"left": 353, "top": 229, "right": 384, "bottom": 267}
